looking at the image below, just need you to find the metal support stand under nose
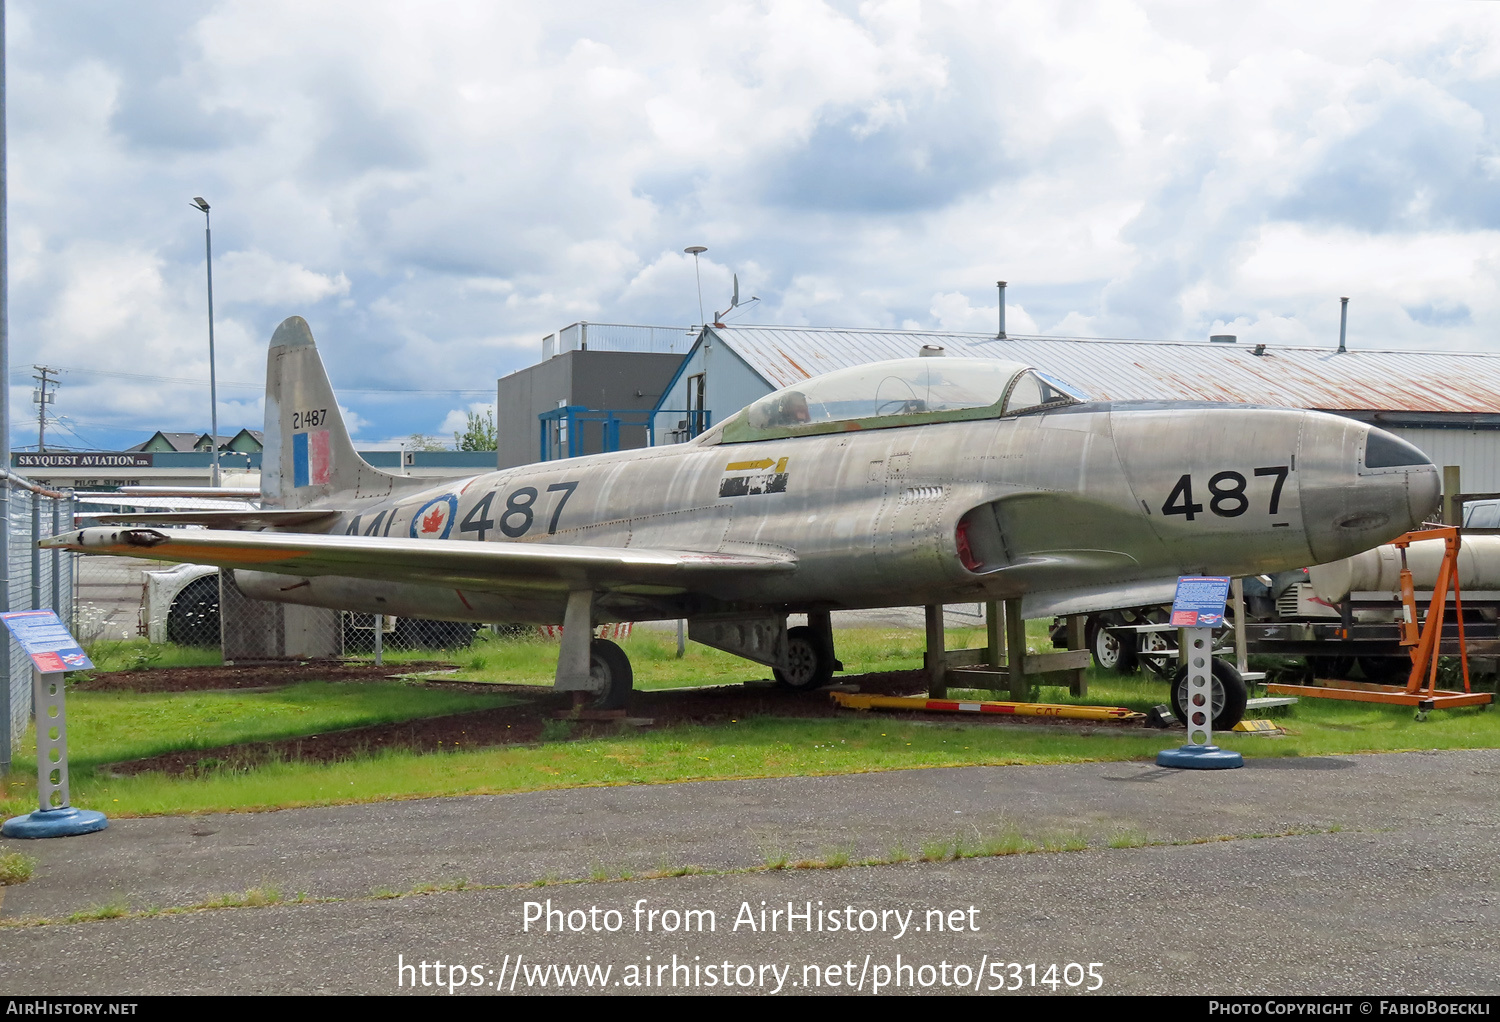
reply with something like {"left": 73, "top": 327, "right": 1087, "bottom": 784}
{"left": 1157, "top": 626, "right": 1243, "bottom": 770}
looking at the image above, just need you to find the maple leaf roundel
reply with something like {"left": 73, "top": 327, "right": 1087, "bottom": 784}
{"left": 409, "top": 494, "right": 459, "bottom": 540}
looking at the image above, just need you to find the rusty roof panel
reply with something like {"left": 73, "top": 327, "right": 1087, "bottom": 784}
{"left": 710, "top": 326, "right": 1500, "bottom": 413}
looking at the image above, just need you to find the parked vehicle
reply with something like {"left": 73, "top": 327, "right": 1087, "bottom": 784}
{"left": 144, "top": 564, "right": 482, "bottom": 651}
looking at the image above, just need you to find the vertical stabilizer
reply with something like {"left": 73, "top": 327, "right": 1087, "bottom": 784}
{"left": 261, "top": 316, "right": 407, "bottom": 509}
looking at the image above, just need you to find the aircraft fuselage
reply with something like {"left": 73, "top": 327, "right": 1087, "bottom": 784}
{"left": 236, "top": 401, "right": 1438, "bottom": 625}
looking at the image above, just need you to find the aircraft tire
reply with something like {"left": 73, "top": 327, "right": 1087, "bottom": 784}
{"left": 1137, "top": 629, "right": 1174, "bottom": 679}
{"left": 166, "top": 575, "right": 221, "bottom": 648}
{"left": 1089, "top": 616, "right": 1137, "bottom": 674}
{"left": 589, "top": 638, "right": 633, "bottom": 710}
{"left": 774, "top": 625, "right": 835, "bottom": 690}
{"left": 1170, "top": 658, "right": 1248, "bottom": 732}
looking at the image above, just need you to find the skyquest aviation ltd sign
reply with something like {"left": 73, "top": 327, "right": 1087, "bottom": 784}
{"left": 15, "top": 453, "right": 154, "bottom": 468}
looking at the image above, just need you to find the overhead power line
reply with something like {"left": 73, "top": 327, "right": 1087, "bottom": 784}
{"left": 10, "top": 364, "right": 493, "bottom": 396}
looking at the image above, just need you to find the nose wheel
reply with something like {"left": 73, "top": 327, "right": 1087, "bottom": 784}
{"left": 1169, "top": 658, "right": 1248, "bottom": 731}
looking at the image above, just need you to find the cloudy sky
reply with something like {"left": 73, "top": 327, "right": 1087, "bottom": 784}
{"left": 11, "top": 0, "right": 1500, "bottom": 451}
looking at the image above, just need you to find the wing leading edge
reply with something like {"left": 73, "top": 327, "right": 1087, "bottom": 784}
{"left": 89, "top": 510, "right": 343, "bottom": 530}
{"left": 43, "top": 527, "right": 797, "bottom": 596}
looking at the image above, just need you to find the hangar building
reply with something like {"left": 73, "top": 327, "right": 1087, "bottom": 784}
{"left": 646, "top": 325, "right": 1500, "bottom": 492}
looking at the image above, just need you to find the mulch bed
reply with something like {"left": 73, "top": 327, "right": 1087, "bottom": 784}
{"left": 73, "top": 661, "right": 454, "bottom": 693}
{"left": 101, "top": 666, "right": 1150, "bottom": 778}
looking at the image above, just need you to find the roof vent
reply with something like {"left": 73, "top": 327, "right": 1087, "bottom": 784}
{"left": 1253, "top": 343, "right": 1267, "bottom": 356}
{"left": 1210, "top": 334, "right": 1237, "bottom": 344}
{"left": 920, "top": 344, "right": 945, "bottom": 357}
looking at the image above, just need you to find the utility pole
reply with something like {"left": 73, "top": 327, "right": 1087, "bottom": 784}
{"left": 31, "top": 365, "right": 56, "bottom": 452}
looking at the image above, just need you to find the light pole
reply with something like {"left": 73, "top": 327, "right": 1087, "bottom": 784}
{"left": 678, "top": 245, "right": 708, "bottom": 659}
{"left": 684, "top": 246, "right": 707, "bottom": 326}
{"left": 191, "top": 196, "right": 221, "bottom": 486}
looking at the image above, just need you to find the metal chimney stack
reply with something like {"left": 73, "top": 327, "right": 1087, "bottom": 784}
{"left": 1338, "top": 297, "right": 1348, "bottom": 353}
{"left": 997, "top": 281, "right": 1007, "bottom": 339}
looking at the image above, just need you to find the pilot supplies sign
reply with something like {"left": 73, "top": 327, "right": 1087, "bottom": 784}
{"left": 1169, "top": 576, "right": 1231, "bottom": 627}
{"left": 0, "top": 610, "right": 94, "bottom": 673}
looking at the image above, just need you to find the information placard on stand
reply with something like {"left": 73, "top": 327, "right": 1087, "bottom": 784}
{"left": 1157, "top": 577, "right": 1243, "bottom": 770}
{"left": 1, "top": 610, "right": 108, "bottom": 838}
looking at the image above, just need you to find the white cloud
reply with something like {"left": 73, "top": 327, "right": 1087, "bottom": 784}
{"left": 216, "top": 250, "right": 350, "bottom": 307}
{"left": 930, "top": 292, "right": 1039, "bottom": 336}
{"left": 10, "top": 0, "right": 1500, "bottom": 445}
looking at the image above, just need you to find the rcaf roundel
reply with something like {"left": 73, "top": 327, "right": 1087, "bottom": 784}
{"left": 410, "top": 494, "right": 458, "bottom": 540}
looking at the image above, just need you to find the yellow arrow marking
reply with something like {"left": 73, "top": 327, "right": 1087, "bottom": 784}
{"left": 726, "top": 458, "right": 776, "bottom": 471}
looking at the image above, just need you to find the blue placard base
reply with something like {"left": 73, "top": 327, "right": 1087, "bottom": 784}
{"left": 2, "top": 806, "right": 109, "bottom": 839}
{"left": 1156, "top": 744, "right": 1244, "bottom": 770}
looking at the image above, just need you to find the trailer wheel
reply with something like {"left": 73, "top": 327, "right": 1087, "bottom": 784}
{"left": 1138, "top": 630, "right": 1174, "bottom": 679}
{"left": 1089, "top": 617, "right": 1137, "bottom": 674}
{"left": 1170, "top": 658, "right": 1248, "bottom": 731}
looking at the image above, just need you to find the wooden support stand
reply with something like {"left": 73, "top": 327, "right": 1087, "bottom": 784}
{"left": 924, "top": 599, "right": 1089, "bottom": 701}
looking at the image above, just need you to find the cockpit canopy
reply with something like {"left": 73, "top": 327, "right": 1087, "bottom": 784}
{"left": 720, "top": 357, "right": 1088, "bottom": 443}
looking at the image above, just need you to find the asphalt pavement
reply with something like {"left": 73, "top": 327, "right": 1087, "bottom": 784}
{"left": 2, "top": 749, "right": 1498, "bottom": 995}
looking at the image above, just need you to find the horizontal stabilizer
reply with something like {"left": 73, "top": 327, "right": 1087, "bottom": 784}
{"left": 90, "top": 510, "right": 344, "bottom": 530}
{"left": 43, "top": 527, "right": 798, "bottom": 596}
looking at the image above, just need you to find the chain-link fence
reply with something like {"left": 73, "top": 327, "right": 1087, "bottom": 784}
{"left": 341, "top": 613, "right": 484, "bottom": 654}
{"left": 133, "top": 564, "right": 489, "bottom": 658}
{"left": 2, "top": 486, "right": 75, "bottom": 774}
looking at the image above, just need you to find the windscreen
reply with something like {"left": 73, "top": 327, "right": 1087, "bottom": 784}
{"left": 1004, "top": 370, "right": 1091, "bottom": 415}
{"left": 744, "top": 359, "right": 1026, "bottom": 431}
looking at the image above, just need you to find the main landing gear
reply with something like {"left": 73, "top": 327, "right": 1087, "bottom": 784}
{"left": 774, "top": 625, "right": 838, "bottom": 690}
{"left": 588, "top": 638, "right": 633, "bottom": 710}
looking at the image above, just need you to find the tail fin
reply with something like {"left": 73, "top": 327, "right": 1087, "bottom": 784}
{"left": 260, "top": 316, "right": 407, "bottom": 509}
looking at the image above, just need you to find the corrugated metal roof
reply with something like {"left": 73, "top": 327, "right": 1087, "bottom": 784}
{"left": 710, "top": 326, "right": 1500, "bottom": 413}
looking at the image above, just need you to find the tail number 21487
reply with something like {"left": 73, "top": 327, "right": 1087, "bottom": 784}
{"left": 1162, "top": 466, "right": 1289, "bottom": 521}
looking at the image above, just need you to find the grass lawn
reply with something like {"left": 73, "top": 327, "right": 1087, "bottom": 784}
{"left": 0, "top": 626, "right": 1495, "bottom": 819}
{"left": 83, "top": 638, "right": 224, "bottom": 674}
{"left": 397, "top": 622, "right": 988, "bottom": 689}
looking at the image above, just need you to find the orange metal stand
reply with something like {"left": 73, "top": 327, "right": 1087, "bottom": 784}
{"left": 1267, "top": 527, "right": 1493, "bottom": 717}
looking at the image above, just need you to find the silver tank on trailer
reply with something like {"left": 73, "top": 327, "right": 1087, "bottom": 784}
{"left": 1310, "top": 535, "right": 1500, "bottom": 603}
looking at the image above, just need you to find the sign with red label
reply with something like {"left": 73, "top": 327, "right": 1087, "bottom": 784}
{"left": 1, "top": 610, "right": 94, "bottom": 673}
{"left": 1169, "top": 576, "right": 1231, "bottom": 627}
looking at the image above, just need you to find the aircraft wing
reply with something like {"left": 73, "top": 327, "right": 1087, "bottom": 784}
{"left": 42, "top": 526, "right": 797, "bottom": 595}
{"left": 86, "top": 510, "right": 343, "bottom": 530}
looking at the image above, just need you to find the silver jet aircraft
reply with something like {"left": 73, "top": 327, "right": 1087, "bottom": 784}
{"left": 47, "top": 316, "right": 1440, "bottom": 709}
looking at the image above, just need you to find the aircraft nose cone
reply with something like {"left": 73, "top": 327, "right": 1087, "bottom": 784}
{"left": 1302, "top": 419, "right": 1438, "bottom": 563}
